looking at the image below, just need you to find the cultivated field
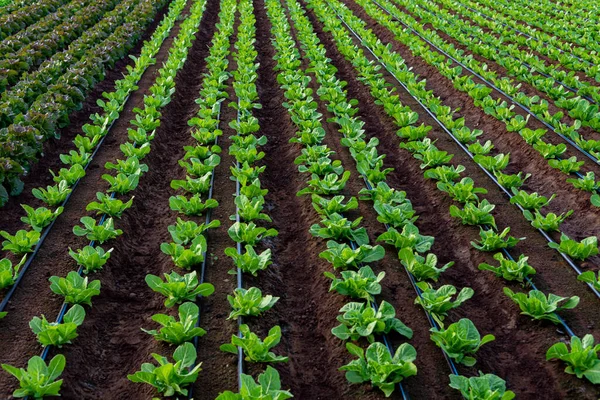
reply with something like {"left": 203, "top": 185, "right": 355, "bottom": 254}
{"left": 0, "top": 0, "right": 600, "bottom": 398}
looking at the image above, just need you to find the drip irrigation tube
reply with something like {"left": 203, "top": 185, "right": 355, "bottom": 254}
{"left": 412, "top": 2, "right": 597, "bottom": 105}
{"left": 234, "top": 100, "right": 245, "bottom": 389}
{"left": 0, "top": 93, "right": 131, "bottom": 314}
{"left": 457, "top": 2, "right": 595, "bottom": 68}
{"left": 373, "top": 0, "right": 600, "bottom": 170}
{"left": 327, "top": 0, "right": 600, "bottom": 300}
{"left": 187, "top": 107, "right": 221, "bottom": 400}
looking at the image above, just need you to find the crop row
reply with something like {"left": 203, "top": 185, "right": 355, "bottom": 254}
{"left": 0, "top": 0, "right": 203, "bottom": 395}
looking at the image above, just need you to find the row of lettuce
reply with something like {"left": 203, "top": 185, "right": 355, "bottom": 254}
{"left": 311, "top": 0, "right": 600, "bottom": 392}
{"left": 0, "top": 0, "right": 196, "bottom": 396}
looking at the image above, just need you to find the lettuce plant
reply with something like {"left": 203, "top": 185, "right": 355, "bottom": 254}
{"left": 234, "top": 195, "right": 272, "bottom": 222}
{"left": 548, "top": 156, "right": 584, "bottom": 174}
{"left": 415, "top": 282, "right": 474, "bottom": 326}
{"left": 549, "top": 234, "right": 599, "bottom": 260}
{"left": 30, "top": 304, "right": 85, "bottom": 347}
{"left": 523, "top": 209, "right": 573, "bottom": 232}
{"left": 450, "top": 200, "right": 496, "bottom": 228}
{"left": 1, "top": 355, "right": 66, "bottom": 399}
{"left": 171, "top": 173, "right": 212, "bottom": 195}
{"left": 398, "top": 248, "right": 453, "bottom": 282}
{"left": 49, "top": 271, "right": 101, "bottom": 306}
{"left": 50, "top": 164, "right": 85, "bottom": 186}
{"left": 578, "top": 271, "right": 600, "bottom": 291}
{"left": 359, "top": 181, "right": 406, "bottom": 205}
{"left": 228, "top": 222, "right": 278, "bottom": 245}
{"left": 449, "top": 372, "right": 515, "bottom": 400}
{"left": 146, "top": 271, "right": 215, "bottom": 307}
{"left": 424, "top": 164, "right": 465, "bottom": 183}
{"left": 128, "top": 342, "right": 202, "bottom": 397}
{"left": 332, "top": 301, "right": 412, "bottom": 342}
{"left": 169, "top": 194, "right": 219, "bottom": 216}
{"left": 373, "top": 201, "right": 417, "bottom": 228}
{"left": 1, "top": 230, "right": 40, "bottom": 254}
{"left": 69, "top": 245, "right": 113, "bottom": 274}
{"left": 438, "top": 177, "right": 487, "bottom": 203}
{"left": 503, "top": 288, "right": 579, "bottom": 324}
{"left": 227, "top": 287, "right": 279, "bottom": 319}
{"left": 20, "top": 205, "right": 64, "bottom": 232}
{"left": 430, "top": 318, "right": 494, "bottom": 366}
{"left": 510, "top": 189, "right": 555, "bottom": 211}
{"left": 547, "top": 334, "right": 600, "bottom": 384}
{"left": 297, "top": 171, "right": 350, "bottom": 195}
{"left": 0, "top": 256, "right": 26, "bottom": 289}
{"left": 471, "top": 227, "right": 524, "bottom": 251}
{"left": 325, "top": 266, "right": 384, "bottom": 301}
{"left": 311, "top": 194, "right": 358, "bottom": 216}
{"left": 494, "top": 171, "right": 530, "bottom": 190}
{"left": 215, "top": 366, "right": 292, "bottom": 400}
{"left": 86, "top": 192, "right": 134, "bottom": 218}
{"left": 340, "top": 342, "right": 417, "bottom": 397}
{"left": 168, "top": 218, "right": 220, "bottom": 245}
{"left": 225, "top": 245, "right": 272, "bottom": 276}
{"left": 479, "top": 253, "right": 536, "bottom": 282}
{"left": 32, "top": 180, "right": 71, "bottom": 207}
{"left": 221, "top": 324, "right": 288, "bottom": 363}
{"left": 142, "top": 302, "right": 206, "bottom": 345}
{"left": 319, "top": 240, "right": 384, "bottom": 269}
{"left": 73, "top": 216, "right": 122, "bottom": 244}
{"left": 377, "top": 224, "right": 433, "bottom": 252}
{"left": 102, "top": 172, "right": 140, "bottom": 194}
{"left": 161, "top": 235, "right": 207, "bottom": 269}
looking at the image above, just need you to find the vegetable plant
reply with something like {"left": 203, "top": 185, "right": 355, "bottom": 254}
{"left": 549, "top": 234, "right": 599, "bottom": 260}
{"left": 398, "top": 248, "right": 454, "bottom": 282}
{"left": 227, "top": 287, "right": 279, "bottom": 319}
{"left": 0, "top": 256, "right": 26, "bottom": 289}
{"left": 30, "top": 305, "right": 85, "bottom": 347}
{"left": 225, "top": 245, "right": 272, "bottom": 276}
{"left": 377, "top": 224, "right": 433, "bottom": 252}
{"left": 471, "top": 227, "right": 524, "bottom": 251}
{"left": 319, "top": 240, "right": 384, "bottom": 269}
{"left": 20, "top": 205, "right": 64, "bottom": 232}
{"left": 221, "top": 324, "right": 288, "bottom": 363}
{"left": 49, "top": 272, "right": 101, "bottom": 306}
{"left": 1, "top": 355, "right": 66, "bottom": 399}
{"left": 324, "top": 266, "right": 384, "bottom": 301}
{"left": 215, "top": 366, "right": 292, "bottom": 400}
{"left": 340, "top": 342, "right": 417, "bottom": 397}
{"left": 546, "top": 334, "right": 600, "bottom": 384}
{"left": 228, "top": 222, "right": 278, "bottom": 245}
{"left": 86, "top": 192, "right": 134, "bottom": 218}
{"left": 503, "top": 288, "right": 579, "bottom": 324}
{"left": 430, "top": 318, "right": 495, "bottom": 366}
{"left": 1, "top": 230, "right": 40, "bottom": 254}
{"left": 128, "top": 342, "right": 202, "bottom": 397}
{"left": 415, "top": 282, "right": 474, "bottom": 326}
{"left": 478, "top": 253, "right": 536, "bottom": 282}
{"left": 72, "top": 216, "right": 123, "bottom": 244}
{"left": 332, "top": 301, "right": 412, "bottom": 342}
{"left": 142, "top": 302, "right": 206, "bottom": 345}
{"left": 450, "top": 200, "right": 496, "bottom": 228}
{"left": 146, "top": 271, "right": 215, "bottom": 307}
{"left": 69, "top": 246, "right": 113, "bottom": 274}
{"left": 449, "top": 372, "right": 515, "bottom": 400}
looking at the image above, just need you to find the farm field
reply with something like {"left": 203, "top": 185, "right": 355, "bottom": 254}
{"left": 0, "top": 0, "right": 600, "bottom": 398}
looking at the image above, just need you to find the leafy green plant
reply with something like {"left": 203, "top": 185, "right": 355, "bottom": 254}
{"left": 30, "top": 305, "right": 85, "bottom": 347}
{"left": 450, "top": 200, "right": 496, "bottom": 228}
{"left": 161, "top": 235, "right": 207, "bottom": 269}
{"left": 548, "top": 156, "right": 584, "bottom": 174}
{"left": 311, "top": 194, "right": 358, "bottom": 216}
{"left": 398, "top": 248, "right": 453, "bottom": 282}
{"left": 142, "top": 302, "right": 206, "bottom": 345}
{"left": 171, "top": 173, "right": 212, "bottom": 195}
{"left": 310, "top": 214, "right": 368, "bottom": 245}
{"left": 449, "top": 372, "right": 515, "bottom": 400}
{"left": 32, "top": 180, "right": 71, "bottom": 207}
{"left": 332, "top": 301, "right": 412, "bottom": 342}
{"left": 377, "top": 224, "right": 433, "bottom": 252}
{"left": 503, "top": 288, "right": 579, "bottom": 324}
{"left": 430, "top": 318, "right": 494, "bottom": 366}
{"left": 373, "top": 201, "right": 417, "bottom": 228}
{"left": 471, "top": 227, "right": 524, "bottom": 251}
{"left": 546, "top": 334, "right": 600, "bottom": 384}
{"left": 424, "top": 164, "right": 465, "bottom": 183}
{"left": 169, "top": 194, "right": 219, "bottom": 216}
{"left": 102, "top": 172, "right": 140, "bottom": 194}
{"left": 478, "top": 253, "right": 536, "bottom": 282}
{"left": 225, "top": 245, "right": 272, "bottom": 276}
{"left": 1, "top": 230, "right": 40, "bottom": 255}
{"left": 567, "top": 172, "right": 599, "bottom": 193}
{"left": 1, "top": 355, "right": 66, "bottom": 399}
{"left": 168, "top": 218, "right": 220, "bottom": 246}
{"left": 523, "top": 209, "right": 573, "bottom": 232}
{"left": 86, "top": 192, "right": 134, "bottom": 218}
{"left": 228, "top": 222, "right": 278, "bottom": 245}
{"left": 319, "top": 240, "right": 384, "bottom": 269}
{"left": 324, "top": 266, "right": 384, "bottom": 301}
{"left": 510, "top": 189, "right": 555, "bottom": 211}
{"left": 415, "top": 282, "right": 474, "bottom": 326}
{"left": 215, "top": 366, "right": 293, "bottom": 400}
{"left": 234, "top": 195, "right": 272, "bottom": 222}
{"left": 494, "top": 171, "right": 530, "bottom": 190}
{"left": 72, "top": 216, "right": 122, "bottom": 244}
{"left": 548, "top": 234, "right": 599, "bottom": 260}
{"left": 69, "top": 246, "right": 113, "bottom": 274}
{"left": 359, "top": 182, "right": 406, "bottom": 205}
{"left": 227, "top": 287, "right": 279, "bottom": 319}
{"left": 297, "top": 171, "right": 351, "bottom": 195}
{"left": 340, "top": 341, "right": 417, "bottom": 397}
{"left": 578, "top": 271, "right": 600, "bottom": 291}
{"left": 220, "top": 324, "right": 288, "bottom": 363}
{"left": 146, "top": 271, "right": 215, "bottom": 308}
{"left": 128, "top": 342, "right": 202, "bottom": 397}
{"left": 50, "top": 164, "right": 85, "bottom": 186}
{"left": 0, "top": 256, "right": 26, "bottom": 289}
{"left": 438, "top": 177, "right": 487, "bottom": 203}
{"left": 49, "top": 272, "right": 101, "bottom": 306}
{"left": 20, "top": 205, "right": 64, "bottom": 232}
